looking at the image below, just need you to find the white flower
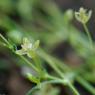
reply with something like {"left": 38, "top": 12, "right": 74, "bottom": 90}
{"left": 16, "top": 37, "right": 40, "bottom": 58}
{"left": 75, "top": 7, "right": 92, "bottom": 24}
{"left": 21, "top": 38, "right": 33, "bottom": 51}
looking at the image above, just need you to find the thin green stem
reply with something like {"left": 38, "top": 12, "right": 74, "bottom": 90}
{"left": 38, "top": 49, "right": 80, "bottom": 95}
{"left": 0, "top": 34, "right": 10, "bottom": 46}
{"left": 47, "top": 74, "right": 80, "bottom": 95}
{"left": 18, "top": 55, "right": 39, "bottom": 73}
{"left": 54, "top": 57, "right": 95, "bottom": 95}
{"left": 27, "top": 76, "right": 80, "bottom": 95}
{"left": 51, "top": 56, "right": 70, "bottom": 71}
{"left": 26, "top": 79, "right": 65, "bottom": 95}
{"left": 68, "top": 83, "right": 80, "bottom": 95}
{"left": 77, "top": 76, "right": 95, "bottom": 95}
{"left": 38, "top": 49, "right": 95, "bottom": 95}
{"left": 46, "top": 74, "right": 61, "bottom": 80}
{"left": 83, "top": 24, "right": 93, "bottom": 50}
{"left": 33, "top": 55, "right": 43, "bottom": 73}
{"left": 38, "top": 49, "right": 64, "bottom": 78}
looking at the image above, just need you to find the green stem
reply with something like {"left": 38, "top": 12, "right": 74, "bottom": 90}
{"left": 38, "top": 49, "right": 80, "bottom": 95}
{"left": 55, "top": 58, "right": 95, "bottom": 95}
{"left": 0, "top": 34, "right": 10, "bottom": 46}
{"left": 51, "top": 56, "right": 70, "bottom": 71}
{"left": 47, "top": 74, "right": 80, "bottom": 95}
{"left": 38, "top": 49, "right": 64, "bottom": 78}
{"left": 68, "top": 83, "right": 80, "bottom": 95}
{"left": 46, "top": 74, "right": 61, "bottom": 80}
{"left": 27, "top": 76, "right": 80, "bottom": 95}
{"left": 26, "top": 79, "right": 65, "bottom": 95}
{"left": 33, "top": 55, "right": 42, "bottom": 71}
{"left": 77, "top": 76, "right": 95, "bottom": 95}
{"left": 83, "top": 24, "right": 93, "bottom": 50}
{"left": 19, "top": 55, "right": 39, "bottom": 73}
{"left": 38, "top": 49, "right": 95, "bottom": 95}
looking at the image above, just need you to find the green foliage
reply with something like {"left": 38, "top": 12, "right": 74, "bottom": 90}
{"left": 0, "top": 0, "right": 95, "bottom": 95}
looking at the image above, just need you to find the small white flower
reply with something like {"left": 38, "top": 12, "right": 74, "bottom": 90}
{"left": 16, "top": 37, "right": 40, "bottom": 58}
{"left": 21, "top": 38, "right": 33, "bottom": 51}
{"left": 75, "top": 7, "right": 92, "bottom": 24}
